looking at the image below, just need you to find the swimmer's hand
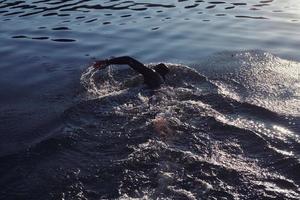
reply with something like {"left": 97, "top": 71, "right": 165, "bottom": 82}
{"left": 93, "top": 59, "right": 109, "bottom": 69}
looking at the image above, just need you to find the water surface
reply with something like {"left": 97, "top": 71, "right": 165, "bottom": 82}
{"left": 0, "top": 0, "right": 300, "bottom": 199}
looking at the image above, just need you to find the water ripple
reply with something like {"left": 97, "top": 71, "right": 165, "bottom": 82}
{"left": 0, "top": 0, "right": 281, "bottom": 20}
{"left": 51, "top": 38, "right": 76, "bottom": 42}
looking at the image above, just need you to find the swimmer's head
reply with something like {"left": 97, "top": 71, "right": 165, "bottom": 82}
{"left": 153, "top": 63, "right": 169, "bottom": 80}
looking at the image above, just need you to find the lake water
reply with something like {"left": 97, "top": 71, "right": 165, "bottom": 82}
{"left": 0, "top": 0, "right": 300, "bottom": 199}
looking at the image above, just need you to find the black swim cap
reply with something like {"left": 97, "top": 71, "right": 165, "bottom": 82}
{"left": 153, "top": 63, "right": 169, "bottom": 80}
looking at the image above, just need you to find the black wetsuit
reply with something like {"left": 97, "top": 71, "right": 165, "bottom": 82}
{"left": 107, "top": 56, "right": 164, "bottom": 89}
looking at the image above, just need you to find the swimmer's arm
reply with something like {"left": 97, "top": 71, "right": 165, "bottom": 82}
{"left": 121, "top": 75, "right": 143, "bottom": 88}
{"left": 94, "top": 56, "right": 152, "bottom": 76}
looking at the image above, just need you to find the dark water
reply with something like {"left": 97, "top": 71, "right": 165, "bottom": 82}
{"left": 0, "top": 0, "right": 300, "bottom": 199}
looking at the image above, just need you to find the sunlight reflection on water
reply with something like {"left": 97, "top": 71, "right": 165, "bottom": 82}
{"left": 0, "top": 1, "right": 300, "bottom": 199}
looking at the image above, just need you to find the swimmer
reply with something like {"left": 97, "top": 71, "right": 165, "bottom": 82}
{"left": 93, "top": 56, "right": 169, "bottom": 89}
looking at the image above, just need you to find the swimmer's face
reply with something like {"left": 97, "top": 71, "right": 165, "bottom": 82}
{"left": 154, "top": 63, "right": 169, "bottom": 80}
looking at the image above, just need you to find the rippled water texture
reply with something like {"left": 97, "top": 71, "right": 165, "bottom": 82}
{"left": 1, "top": 0, "right": 300, "bottom": 60}
{"left": 0, "top": 0, "right": 300, "bottom": 200}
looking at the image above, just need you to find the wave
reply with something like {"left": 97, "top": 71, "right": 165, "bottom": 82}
{"left": 62, "top": 50, "right": 300, "bottom": 199}
{"left": 1, "top": 50, "right": 299, "bottom": 200}
{"left": 197, "top": 50, "right": 300, "bottom": 117}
